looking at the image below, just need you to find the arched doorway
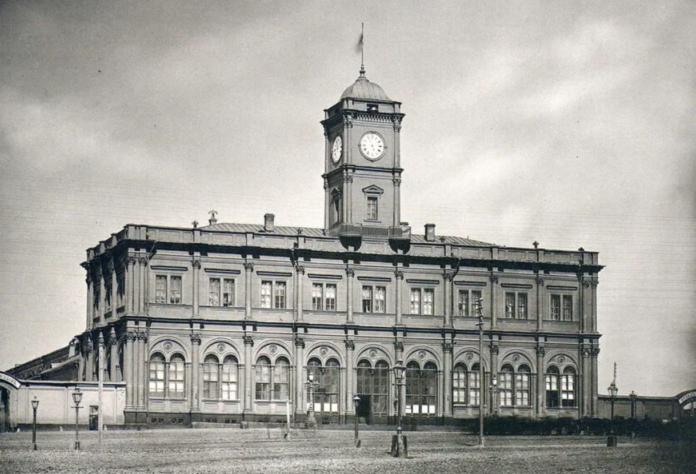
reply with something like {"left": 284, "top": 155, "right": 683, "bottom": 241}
{"left": 0, "top": 372, "right": 21, "bottom": 432}
{"left": 677, "top": 389, "right": 696, "bottom": 419}
{"left": 356, "top": 359, "right": 390, "bottom": 424}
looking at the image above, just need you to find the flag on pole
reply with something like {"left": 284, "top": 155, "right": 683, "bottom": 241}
{"left": 355, "top": 25, "right": 364, "bottom": 54}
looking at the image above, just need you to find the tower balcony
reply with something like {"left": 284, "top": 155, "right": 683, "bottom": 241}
{"left": 327, "top": 222, "right": 411, "bottom": 242}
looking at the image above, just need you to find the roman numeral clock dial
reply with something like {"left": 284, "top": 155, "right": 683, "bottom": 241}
{"left": 359, "top": 132, "right": 385, "bottom": 161}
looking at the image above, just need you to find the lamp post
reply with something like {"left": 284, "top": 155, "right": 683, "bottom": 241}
{"left": 31, "top": 397, "right": 39, "bottom": 451}
{"left": 607, "top": 378, "right": 618, "bottom": 447}
{"left": 305, "top": 372, "right": 318, "bottom": 427}
{"left": 72, "top": 387, "right": 83, "bottom": 451}
{"left": 353, "top": 394, "right": 361, "bottom": 447}
{"left": 475, "top": 297, "right": 485, "bottom": 447}
{"left": 629, "top": 391, "right": 637, "bottom": 420}
{"left": 392, "top": 359, "right": 406, "bottom": 458}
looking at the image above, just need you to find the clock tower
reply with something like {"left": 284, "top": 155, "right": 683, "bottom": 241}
{"left": 321, "top": 66, "right": 408, "bottom": 243}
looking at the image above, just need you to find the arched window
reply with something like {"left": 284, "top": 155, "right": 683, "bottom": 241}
{"left": 453, "top": 363, "right": 467, "bottom": 404}
{"left": 499, "top": 365, "right": 514, "bottom": 407}
{"left": 168, "top": 354, "right": 186, "bottom": 398}
{"left": 149, "top": 353, "right": 166, "bottom": 397}
{"left": 561, "top": 367, "right": 576, "bottom": 407}
{"left": 546, "top": 366, "right": 560, "bottom": 408}
{"left": 273, "top": 357, "right": 290, "bottom": 400}
{"left": 221, "top": 355, "right": 238, "bottom": 400}
{"left": 255, "top": 356, "right": 271, "bottom": 400}
{"left": 469, "top": 363, "right": 481, "bottom": 406}
{"left": 203, "top": 354, "right": 219, "bottom": 399}
{"left": 516, "top": 365, "right": 531, "bottom": 406}
{"left": 406, "top": 361, "right": 438, "bottom": 415}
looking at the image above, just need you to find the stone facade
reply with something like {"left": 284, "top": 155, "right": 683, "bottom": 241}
{"left": 42, "top": 67, "right": 606, "bottom": 427}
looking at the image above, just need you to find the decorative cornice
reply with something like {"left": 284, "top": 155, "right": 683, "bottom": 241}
{"left": 243, "top": 335, "right": 254, "bottom": 347}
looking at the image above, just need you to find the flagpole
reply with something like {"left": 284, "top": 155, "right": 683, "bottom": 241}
{"left": 361, "top": 22, "right": 364, "bottom": 69}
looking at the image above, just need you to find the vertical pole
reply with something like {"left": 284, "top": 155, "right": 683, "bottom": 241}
{"left": 477, "top": 297, "right": 484, "bottom": 447}
{"left": 32, "top": 406, "right": 37, "bottom": 450}
{"left": 354, "top": 400, "right": 358, "bottom": 444}
{"left": 75, "top": 404, "right": 80, "bottom": 451}
{"left": 98, "top": 332, "right": 104, "bottom": 449}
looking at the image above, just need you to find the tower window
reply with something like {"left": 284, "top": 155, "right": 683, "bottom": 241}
{"left": 367, "top": 196, "right": 378, "bottom": 220}
{"left": 366, "top": 103, "right": 379, "bottom": 112}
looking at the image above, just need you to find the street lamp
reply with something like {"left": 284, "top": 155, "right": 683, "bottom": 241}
{"left": 31, "top": 397, "right": 39, "bottom": 451}
{"left": 475, "top": 297, "right": 485, "bottom": 447}
{"left": 353, "top": 394, "right": 361, "bottom": 447}
{"left": 72, "top": 387, "right": 83, "bottom": 451}
{"left": 607, "top": 379, "right": 618, "bottom": 447}
{"left": 392, "top": 359, "right": 407, "bottom": 458}
{"left": 629, "top": 391, "right": 637, "bottom": 420}
{"left": 305, "top": 371, "right": 318, "bottom": 427}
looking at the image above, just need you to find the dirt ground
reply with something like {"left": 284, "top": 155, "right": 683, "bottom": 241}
{"left": 1, "top": 428, "right": 694, "bottom": 473}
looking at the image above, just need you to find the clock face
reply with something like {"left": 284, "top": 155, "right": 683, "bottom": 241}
{"left": 359, "top": 132, "right": 385, "bottom": 161}
{"left": 331, "top": 136, "right": 342, "bottom": 163}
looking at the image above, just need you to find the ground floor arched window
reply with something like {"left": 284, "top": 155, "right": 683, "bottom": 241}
{"left": 255, "top": 356, "right": 290, "bottom": 401}
{"left": 561, "top": 367, "right": 576, "bottom": 407}
{"left": 149, "top": 352, "right": 186, "bottom": 399}
{"left": 453, "top": 362, "right": 482, "bottom": 406}
{"left": 499, "top": 364, "right": 531, "bottom": 407}
{"left": 203, "top": 354, "right": 239, "bottom": 400}
{"left": 307, "top": 358, "right": 340, "bottom": 414}
{"left": 406, "top": 361, "right": 438, "bottom": 415}
{"left": 356, "top": 360, "right": 389, "bottom": 417}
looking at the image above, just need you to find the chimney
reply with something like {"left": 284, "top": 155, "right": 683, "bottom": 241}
{"left": 208, "top": 210, "right": 218, "bottom": 226}
{"left": 264, "top": 213, "right": 275, "bottom": 232}
{"left": 425, "top": 223, "right": 436, "bottom": 242}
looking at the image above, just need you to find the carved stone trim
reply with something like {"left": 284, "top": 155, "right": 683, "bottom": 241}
{"left": 393, "top": 341, "right": 404, "bottom": 352}
{"left": 192, "top": 259, "right": 201, "bottom": 270}
{"left": 392, "top": 177, "right": 402, "bottom": 187}
{"left": 536, "top": 278, "right": 545, "bottom": 287}
{"left": 490, "top": 345, "right": 499, "bottom": 355}
{"left": 443, "top": 271, "right": 454, "bottom": 282}
{"left": 243, "top": 335, "right": 254, "bottom": 347}
{"left": 442, "top": 343, "right": 453, "bottom": 353}
{"left": 536, "top": 347, "right": 546, "bottom": 357}
{"left": 190, "top": 333, "right": 202, "bottom": 345}
{"left": 394, "top": 270, "right": 404, "bottom": 280}
{"left": 138, "top": 257, "right": 148, "bottom": 266}
{"left": 137, "top": 332, "right": 148, "bottom": 343}
{"left": 591, "top": 348, "right": 600, "bottom": 357}
{"left": 295, "top": 264, "right": 305, "bottom": 275}
{"left": 490, "top": 275, "right": 499, "bottom": 284}
{"left": 582, "top": 347, "right": 591, "bottom": 358}
{"left": 591, "top": 281, "right": 599, "bottom": 288}
{"left": 127, "top": 256, "right": 137, "bottom": 266}
{"left": 346, "top": 267, "right": 355, "bottom": 278}
{"left": 345, "top": 340, "right": 355, "bottom": 351}
{"left": 244, "top": 262, "right": 254, "bottom": 272}
{"left": 294, "top": 336, "right": 305, "bottom": 349}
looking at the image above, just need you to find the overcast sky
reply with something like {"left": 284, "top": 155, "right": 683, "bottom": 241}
{"left": 1, "top": 1, "right": 695, "bottom": 397}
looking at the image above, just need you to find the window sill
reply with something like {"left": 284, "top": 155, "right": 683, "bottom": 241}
{"left": 254, "top": 400, "right": 290, "bottom": 404}
{"left": 202, "top": 399, "right": 240, "bottom": 403}
{"left": 148, "top": 397, "right": 187, "bottom": 401}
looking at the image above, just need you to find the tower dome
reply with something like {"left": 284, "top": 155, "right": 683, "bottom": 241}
{"left": 340, "top": 67, "right": 391, "bottom": 102}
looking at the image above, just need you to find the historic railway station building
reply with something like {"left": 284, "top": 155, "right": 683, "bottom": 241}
{"left": 6, "top": 66, "right": 603, "bottom": 428}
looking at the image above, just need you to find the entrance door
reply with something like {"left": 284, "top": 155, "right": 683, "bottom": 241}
{"left": 307, "top": 358, "right": 340, "bottom": 424}
{"left": 0, "top": 388, "right": 8, "bottom": 433}
{"left": 356, "top": 360, "right": 390, "bottom": 424}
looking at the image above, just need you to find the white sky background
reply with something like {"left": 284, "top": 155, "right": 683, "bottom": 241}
{"left": 1, "top": 1, "right": 695, "bottom": 397}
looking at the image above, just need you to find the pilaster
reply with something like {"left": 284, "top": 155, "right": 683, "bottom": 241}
{"left": 443, "top": 271, "right": 454, "bottom": 328}
{"left": 295, "top": 264, "right": 305, "bottom": 322}
{"left": 244, "top": 262, "right": 254, "bottom": 320}
{"left": 243, "top": 335, "right": 254, "bottom": 413}
{"left": 536, "top": 276, "right": 545, "bottom": 331}
{"left": 126, "top": 256, "right": 136, "bottom": 315}
{"left": 294, "top": 335, "right": 305, "bottom": 416}
{"left": 192, "top": 258, "right": 201, "bottom": 317}
{"left": 489, "top": 343, "right": 499, "bottom": 414}
{"left": 344, "top": 340, "right": 355, "bottom": 415}
{"left": 394, "top": 270, "right": 404, "bottom": 326}
{"left": 124, "top": 331, "right": 135, "bottom": 409}
{"left": 138, "top": 257, "right": 148, "bottom": 314}
{"left": 536, "top": 346, "right": 545, "bottom": 416}
{"left": 591, "top": 347, "right": 600, "bottom": 416}
{"left": 191, "top": 333, "right": 201, "bottom": 412}
{"left": 346, "top": 266, "right": 354, "bottom": 323}
{"left": 442, "top": 342, "right": 453, "bottom": 417}
{"left": 490, "top": 274, "right": 499, "bottom": 330}
{"left": 109, "top": 329, "right": 118, "bottom": 382}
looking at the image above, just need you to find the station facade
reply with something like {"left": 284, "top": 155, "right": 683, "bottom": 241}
{"left": 9, "top": 67, "right": 604, "bottom": 428}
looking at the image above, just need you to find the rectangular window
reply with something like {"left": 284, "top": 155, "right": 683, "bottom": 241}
{"left": 274, "top": 281, "right": 286, "bottom": 309}
{"left": 551, "top": 295, "right": 561, "bottom": 321}
{"left": 516, "top": 373, "right": 530, "bottom": 406}
{"left": 209, "top": 278, "right": 221, "bottom": 306}
{"left": 500, "top": 372, "right": 513, "bottom": 407}
{"left": 374, "top": 286, "right": 386, "bottom": 313}
{"left": 312, "top": 284, "right": 323, "bottom": 310}
{"left": 362, "top": 286, "right": 373, "bottom": 313}
{"left": 261, "top": 281, "right": 272, "bottom": 309}
{"left": 222, "top": 279, "right": 235, "bottom": 307}
{"left": 505, "top": 293, "right": 515, "bottom": 319}
{"left": 367, "top": 196, "right": 378, "bottom": 220}
{"left": 518, "top": 293, "right": 528, "bottom": 320}
{"left": 562, "top": 295, "right": 573, "bottom": 321}
{"left": 362, "top": 285, "right": 386, "bottom": 313}
{"left": 410, "top": 288, "right": 421, "bottom": 314}
{"left": 469, "top": 370, "right": 480, "bottom": 406}
{"left": 561, "top": 374, "right": 575, "bottom": 406}
{"left": 169, "top": 276, "right": 182, "bottom": 304}
{"left": 472, "top": 290, "right": 482, "bottom": 314}
{"left": 221, "top": 362, "right": 237, "bottom": 400}
{"left": 325, "top": 284, "right": 337, "bottom": 311}
{"left": 423, "top": 289, "right": 434, "bottom": 315}
{"left": 155, "top": 276, "right": 167, "bottom": 304}
{"left": 457, "top": 290, "right": 469, "bottom": 317}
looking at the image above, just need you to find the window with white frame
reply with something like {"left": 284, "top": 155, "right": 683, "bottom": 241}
{"left": 545, "top": 365, "right": 560, "bottom": 407}
{"left": 561, "top": 367, "right": 576, "bottom": 407}
{"left": 155, "top": 275, "right": 182, "bottom": 304}
{"left": 362, "top": 285, "right": 386, "bottom": 313}
{"left": 261, "top": 281, "right": 287, "bottom": 309}
{"left": 209, "top": 278, "right": 235, "bottom": 307}
{"left": 255, "top": 356, "right": 290, "bottom": 401}
{"left": 457, "top": 289, "right": 482, "bottom": 317}
{"left": 312, "top": 283, "right": 337, "bottom": 311}
{"left": 149, "top": 353, "right": 187, "bottom": 399}
{"left": 550, "top": 294, "right": 573, "bottom": 321}
{"left": 148, "top": 353, "right": 166, "bottom": 397}
{"left": 499, "top": 364, "right": 531, "bottom": 407}
{"left": 505, "top": 292, "right": 528, "bottom": 319}
{"left": 410, "top": 288, "right": 434, "bottom": 315}
{"left": 202, "top": 354, "right": 239, "bottom": 400}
